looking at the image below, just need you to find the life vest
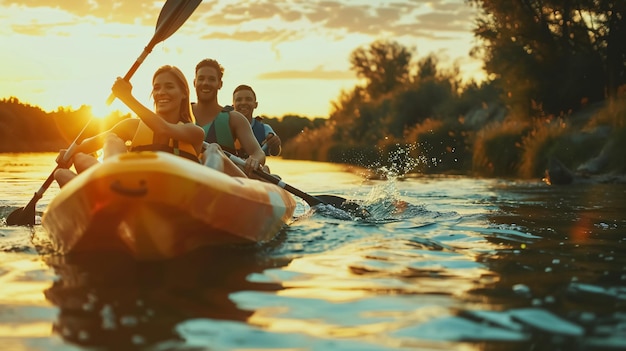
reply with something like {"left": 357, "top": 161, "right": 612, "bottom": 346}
{"left": 198, "top": 110, "right": 237, "bottom": 154}
{"left": 251, "top": 117, "right": 267, "bottom": 145}
{"left": 129, "top": 121, "right": 200, "bottom": 163}
{"left": 223, "top": 105, "right": 266, "bottom": 146}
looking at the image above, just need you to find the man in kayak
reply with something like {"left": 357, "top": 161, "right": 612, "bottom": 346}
{"left": 54, "top": 65, "right": 205, "bottom": 187}
{"left": 192, "top": 58, "right": 266, "bottom": 177}
{"left": 228, "top": 84, "right": 282, "bottom": 157}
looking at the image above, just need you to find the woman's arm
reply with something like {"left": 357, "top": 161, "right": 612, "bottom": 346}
{"left": 174, "top": 123, "right": 205, "bottom": 154}
{"left": 74, "top": 119, "right": 138, "bottom": 155}
{"left": 56, "top": 118, "right": 138, "bottom": 167}
{"left": 111, "top": 78, "right": 204, "bottom": 152}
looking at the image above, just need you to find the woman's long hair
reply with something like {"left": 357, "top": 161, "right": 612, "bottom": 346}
{"left": 152, "top": 65, "right": 194, "bottom": 124}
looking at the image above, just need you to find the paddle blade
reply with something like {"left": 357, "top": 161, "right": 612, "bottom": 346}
{"left": 6, "top": 207, "right": 24, "bottom": 226}
{"left": 312, "top": 194, "right": 347, "bottom": 208}
{"left": 6, "top": 171, "right": 54, "bottom": 226}
{"left": 153, "top": 0, "right": 202, "bottom": 44}
{"left": 314, "top": 195, "right": 370, "bottom": 218}
{"left": 106, "top": 0, "right": 202, "bottom": 105}
{"left": 6, "top": 201, "right": 36, "bottom": 226}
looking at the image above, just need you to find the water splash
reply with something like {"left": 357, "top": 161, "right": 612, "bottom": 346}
{"left": 363, "top": 143, "right": 423, "bottom": 181}
{"left": 303, "top": 145, "right": 459, "bottom": 223}
{"left": 312, "top": 203, "right": 354, "bottom": 221}
{"left": 311, "top": 180, "right": 419, "bottom": 223}
{"left": 311, "top": 145, "right": 444, "bottom": 222}
{"left": 328, "top": 144, "right": 447, "bottom": 221}
{"left": 355, "top": 146, "right": 425, "bottom": 222}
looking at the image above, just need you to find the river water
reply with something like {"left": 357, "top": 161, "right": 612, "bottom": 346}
{"left": 1, "top": 153, "right": 625, "bottom": 351}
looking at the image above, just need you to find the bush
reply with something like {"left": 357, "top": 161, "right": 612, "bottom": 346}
{"left": 472, "top": 119, "right": 530, "bottom": 177}
{"left": 518, "top": 118, "right": 570, "bottom": 179}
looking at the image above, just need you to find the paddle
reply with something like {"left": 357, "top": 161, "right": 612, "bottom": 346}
{"left": 105, "top": 0, "right": 202, "bottom": 105}
{"left": 6, "top": 121, "right": 93, "bottom": 226}
{"left": 222, "top": 151, "right": 368, "bottom": 217}
{"left": 6, "top": 0, "right": 202, "bottom": 226}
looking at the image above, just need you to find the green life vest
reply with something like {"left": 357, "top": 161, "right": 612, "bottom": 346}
{"left": 198, "top": 111, "right": 237, "bottom": 154}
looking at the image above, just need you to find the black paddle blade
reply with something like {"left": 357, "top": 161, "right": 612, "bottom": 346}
{"left": 7, "top": 171, "right": 54, "bottom": 226}
{"left": 6, "top": 207, "right": 25, "bottom": 226}
{"left": 154, "top": 0, "right": 202, "bottom": 43}
{"left": 6, "top": 202, "right": 36, "bottom": 226}
{"left": 315, "top": 195, "right": 370, "bottom": 218}
{"left": 107, "top": 0, "right": 202, "bottom": 106}
{"left": 314, "top": 195, "right": 348, "bottom": 208}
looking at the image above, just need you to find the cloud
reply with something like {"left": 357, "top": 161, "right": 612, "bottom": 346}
{"left": 258, "top": 66, "right": 355, "bottom": 80}
{"left": 3, "top": 1, "right": 159, "bottom": 24}
{"left": 4, "top": 0, "right": 474, "bottom": 42}
{"left": 200, "top": 28, "right": 305, "bottom": 43}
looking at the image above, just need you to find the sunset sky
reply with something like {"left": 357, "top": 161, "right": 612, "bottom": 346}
{"left": 0, "top": 0, "right": 483, "bottom": 118}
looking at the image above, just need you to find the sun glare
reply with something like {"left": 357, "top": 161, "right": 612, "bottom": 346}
{"left": 86, "top": 101, "right": 112, "bottom": 120}
{"left": 67, "top": 80, "right": 136, "bottom": 120}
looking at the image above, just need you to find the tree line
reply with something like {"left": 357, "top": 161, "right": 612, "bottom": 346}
{"left": 0, "top": 96, "right": 324, "bottom": 153}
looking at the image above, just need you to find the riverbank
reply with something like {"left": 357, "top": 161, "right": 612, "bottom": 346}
{"left": 291, "top": 97, "right": 626, "bottom": 185}
{"left": 542, "top": 100, "right": 626, "bottom": 185}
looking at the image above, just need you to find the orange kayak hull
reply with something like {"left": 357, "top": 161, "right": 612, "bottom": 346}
{"left": 42, "top": 151, "right": 296, "bottom": 260}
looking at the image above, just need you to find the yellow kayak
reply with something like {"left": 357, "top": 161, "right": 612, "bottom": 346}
{"left": 41, "top": 151, "right": 296, "bottom": 260}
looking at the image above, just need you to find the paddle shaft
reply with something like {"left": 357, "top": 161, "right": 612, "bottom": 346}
{"left": 253, "top": 169, "right": 323, "bottom": 207}
{"left": 22, "top": 169, "right": 56, "bottom": 214}
{"left": 104, "top": 45, "right": 154, "bottom": 105}
{"left": 222, "top": 151, "right": 326, "bottom": 207}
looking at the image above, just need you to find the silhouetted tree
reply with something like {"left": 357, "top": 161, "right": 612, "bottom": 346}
{"left": 349, "top": 39, "right": 413, "bottom": 100}
{"left": 600, "top": 0, "right": 626, "bottom": 102}
{"left": 330, "top": 41, "right": 490, "bottom": 146}
{"left": 329, "top": 86, "right": 368, "bottom": 143}
{"left": 468, "top": 0, "right": 625, "bottom": 117}
{"left": 262, "top": 115, "right": 326, "bottom": 145}
{"left": 0, "top": 97, "right": 65, "bottom": 152}
{"left": 415, "top": 54, "right": 439, "bottom": 81}
{"left": 0, "top": 98, "right": 131, "bottom": 152}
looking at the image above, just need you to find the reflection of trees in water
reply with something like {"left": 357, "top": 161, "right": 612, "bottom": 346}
{"left": 43, "top": 244, "right": 287, "bottom": 349}
{"left": 476, "top": 185, "right": 626, "bottom": 307}
{"left": 460, "top": 185, "right": 626, "bottom": 348}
